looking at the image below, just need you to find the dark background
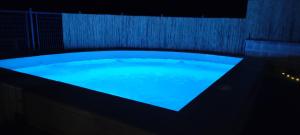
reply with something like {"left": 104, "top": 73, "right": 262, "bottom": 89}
{"left": 0, "top": 0, "right": 248, "bottom": 17}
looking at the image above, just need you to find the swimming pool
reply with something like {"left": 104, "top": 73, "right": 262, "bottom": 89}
{"left": 0, "top": 51, "right": 242, "bottom": 111}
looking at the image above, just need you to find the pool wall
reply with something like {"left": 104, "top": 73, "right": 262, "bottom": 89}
{"left": 0, "top": 56, "right": 265, "bottom": 135}
{"left": 0, "top": 51, "right": 241, "bottom": 69}
{"left": 0, "top": 83, "right": 152, "bottom": 135}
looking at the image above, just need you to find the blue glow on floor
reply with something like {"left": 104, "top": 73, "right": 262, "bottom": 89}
{"left": 0, "top": 51, "right": 242, "bottom": 111}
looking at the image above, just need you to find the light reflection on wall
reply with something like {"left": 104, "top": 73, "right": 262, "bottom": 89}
{"left": 62, "top": 0, "right": 300, "bottom": 55}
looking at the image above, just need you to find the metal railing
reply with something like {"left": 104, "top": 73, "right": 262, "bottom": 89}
{"left": 0, "top": 9, "right": 63, "bottom": 52}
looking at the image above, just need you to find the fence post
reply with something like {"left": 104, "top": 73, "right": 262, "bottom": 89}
{"left": 28, "top": 8, "right": 35, "bottom": 50}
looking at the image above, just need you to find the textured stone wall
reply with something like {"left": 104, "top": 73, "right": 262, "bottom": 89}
{"left": 62, "top": 0, "right": 300, "bottom": 55}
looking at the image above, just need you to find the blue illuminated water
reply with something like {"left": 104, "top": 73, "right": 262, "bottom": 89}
{"left": 0, "top": 51, "right": 242, "bottom": 111}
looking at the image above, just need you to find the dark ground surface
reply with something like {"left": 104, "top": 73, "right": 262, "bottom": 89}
{"left": 0, "top": 123, "right": 51, "bottom": 135}
{"left": 242, "top": 58, "right": 300, "bottom": 135}
{"left": 0, "top": 57, "right": 300, "bottom": 135}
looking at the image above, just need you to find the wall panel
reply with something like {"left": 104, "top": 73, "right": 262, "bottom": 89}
{"left": 61, "top": 0, "right": 300, "bottom": 55}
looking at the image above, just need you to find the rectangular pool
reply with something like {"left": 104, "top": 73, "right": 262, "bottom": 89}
{"left": 0, "top": 51, "right": 242, "bottom": 111}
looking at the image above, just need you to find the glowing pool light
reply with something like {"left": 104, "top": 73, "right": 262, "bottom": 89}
{"left": 0, "top": 51, "right": 242, "bottom": 111}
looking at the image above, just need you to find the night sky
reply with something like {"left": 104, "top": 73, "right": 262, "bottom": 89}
{"left": 0, "top": 0, "right": 248, "bottom": 17}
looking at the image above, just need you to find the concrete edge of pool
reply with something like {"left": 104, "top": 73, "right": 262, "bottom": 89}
{"left": 0, "top": 51, "right": 264, "bottom": 135}
{"left": 0, "top": 50, "right": 242, "bottom": 68}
